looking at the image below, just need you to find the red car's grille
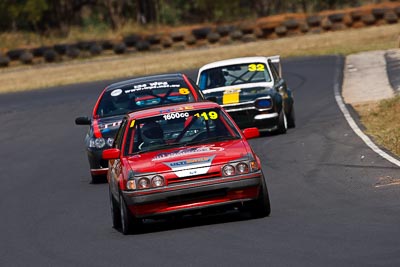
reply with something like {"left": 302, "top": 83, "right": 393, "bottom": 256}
{"left": 167, "top": 188, "right": 227, "bottom": 205}
{"left": 167, "top": 171, "right": 221, "bottom": 185}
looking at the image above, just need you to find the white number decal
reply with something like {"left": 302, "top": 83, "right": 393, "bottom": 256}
{"left": 163, "top": 112, "right": 189, "bottom": 120}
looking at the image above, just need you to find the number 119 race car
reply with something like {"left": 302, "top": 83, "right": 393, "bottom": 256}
{"left": 196, "top": 56, "right": 295, "bottom": 134}
{"left": 103, "top": 101, "right": 271, "bottom": 234}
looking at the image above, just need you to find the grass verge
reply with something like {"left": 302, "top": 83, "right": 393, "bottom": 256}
{"left": 354, "top": 96, "right": 400, "bottom": 158}
{"left": 0, "top": 24, "right": 399, "bottom": 94}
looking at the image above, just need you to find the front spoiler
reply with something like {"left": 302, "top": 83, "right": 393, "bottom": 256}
{"left": 121, "top": 173, "right": 262, "bottom": 217}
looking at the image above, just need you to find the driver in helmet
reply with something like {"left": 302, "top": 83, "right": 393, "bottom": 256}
{"left": 139, "top": 121, "right": 165, "bottom": 150}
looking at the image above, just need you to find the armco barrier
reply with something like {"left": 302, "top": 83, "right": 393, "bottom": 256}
{"left": 1, "top": 2, "right": 400, "bottom": 68}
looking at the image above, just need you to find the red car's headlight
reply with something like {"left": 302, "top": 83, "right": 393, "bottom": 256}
{"left": 222, "top": 161, "right": 257, "bottom": 176}
{"left": 127, "top": 175, "right": 165, "bottom": 190}
{"left": 236, "top": 162, "right": 249, "bottom": 174}
{"left": 138, "top": 178, "right": 150, "bottom": 189}
{"left": 151, "top": 175, "right": 164, "bottom": 187}
{"left": 222, "top": 165, "right": 236, "bottom": 176}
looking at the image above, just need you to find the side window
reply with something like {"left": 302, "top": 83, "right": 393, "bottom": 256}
{"left": 199, "top": 72, "right": 208, "bottom": 90}
{"left": 269, "top": 62, "right": 280, "bottom": 81}
{"left": 114, "top": 118, "right": 128, "bottom": 149}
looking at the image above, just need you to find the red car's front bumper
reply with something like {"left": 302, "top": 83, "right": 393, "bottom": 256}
{"left": 121, "top": 172, "right": 263, "bottom": 218}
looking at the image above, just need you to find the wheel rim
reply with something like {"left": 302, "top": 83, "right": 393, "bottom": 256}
{"left": 283, "top": 112, "right": 287, "bottom": 130}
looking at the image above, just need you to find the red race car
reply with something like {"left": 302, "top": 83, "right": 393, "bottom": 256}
{"left": 103, "top": 101, "right": 270, "bottom": 234}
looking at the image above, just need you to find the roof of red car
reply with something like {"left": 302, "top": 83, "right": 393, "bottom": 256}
{"left": 126, "top": 101, "right": 220, "bottom": 120}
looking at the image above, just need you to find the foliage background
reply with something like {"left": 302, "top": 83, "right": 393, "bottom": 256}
{"left": 0, "top": 0, "right": 389, "bottom": 33}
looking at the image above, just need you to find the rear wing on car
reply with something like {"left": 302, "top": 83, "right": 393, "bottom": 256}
{"left": 266, "top": 55, "right": 282, "bottom": 77}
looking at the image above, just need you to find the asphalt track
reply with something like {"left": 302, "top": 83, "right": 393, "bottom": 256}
{"left": 1, "top": 56, "right": 399, "bottom": 267}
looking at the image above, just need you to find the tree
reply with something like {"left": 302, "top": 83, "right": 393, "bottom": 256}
{"left": 136, "top": 0, "right": 159, "bottom": 24}
{"left": 100, "top": 0, "right": 126, "bottom": 29}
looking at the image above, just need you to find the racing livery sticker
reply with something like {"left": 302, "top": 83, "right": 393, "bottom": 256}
{"left": 163, "top": 112, "right": 189, "bottom": 120}
{"left": 111, "top": 89, "right": 123, "bottom": 96}
{"left": 124, "top": 82, "right": 180, "bottom": 93}
{"left": 164, "top": 156, "right": 215, "bottom": 178}
{"left": 223, "top": 88, "right": 240, "bottom": 104}
{"left": 158, "top": 105, "right": 194, "bottom": 114}
{"left": 248, "top": 63, "right": 265, "bottom": 72}
{"left": 152, "top": 146, "right": 223, "bottom": 161}
{"left": 179, "top": 88, "right": 190, "bottom": 95}
{"left": 99, "top": 121, "right": 122, "bottom": 130}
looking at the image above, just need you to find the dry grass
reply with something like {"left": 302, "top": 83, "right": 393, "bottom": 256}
{"left": 0, "top": 24, "right": 399, "bottom": 94}
{"left": 354, "top": 96, "right": 400, "bottom": 157}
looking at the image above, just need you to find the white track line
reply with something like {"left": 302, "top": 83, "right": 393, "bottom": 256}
{"left": 334, "top": 56, "right": 400, "bottom": 167}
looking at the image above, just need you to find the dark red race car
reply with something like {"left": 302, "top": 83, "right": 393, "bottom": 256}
{"left": 75, "top": 73, "right": 204, "bottom": 183}
{"left": 103, "top": 101, "right": 271, "bottom": 234}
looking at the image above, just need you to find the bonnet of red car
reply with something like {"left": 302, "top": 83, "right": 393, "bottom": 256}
{"left": 126, "top": 140, "right": 251, "bottom": 175}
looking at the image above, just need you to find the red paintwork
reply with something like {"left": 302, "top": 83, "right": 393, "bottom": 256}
{"left": 125, "top": 102, "right": 216, "bottom": 120}
{"left": 107, "top": 101, "right": 262, "bottom": 218}
{"left": 130, "top": 187, "right": 259, "bottom": 216}
{"left": 102, "top": 148, "right": 120, "bottom": 160}
{"left": 242, "top": 127, "right": 260, "bottom": 139}
{"left": 125, "top": 140, "right": 249, "bottom": 179}
{"left": 182, "top": 73, "right": 200, "bottom": 101}
{"left": 91, "top": 168, "right": 108, "bottom": 175}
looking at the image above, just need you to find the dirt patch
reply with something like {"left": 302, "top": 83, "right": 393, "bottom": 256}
{"left": 354, "top": 96, "right": 400, "bottom": 158}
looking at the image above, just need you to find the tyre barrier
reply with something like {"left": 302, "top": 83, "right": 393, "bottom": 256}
{"left": 192, "top": 27, "right": 212, "bottom": 39}
{"left": 207, "top": 32, "right": 221, "bottom": 44}
{"left": 43, "top": 49, "right": 58, "bottom": 63}
{"left": 136, "top": 40, "right": 151, "bottom": 51}
{"left": 113, "top": 43, "right": 126, "bottom": 54}
{"left": 2, "top": 2, "right": 400, "bottom": 68}
{"left": 89, "top": 43, "right": 103, "bottom": 56}
{"left": 0, "top": 54, "right": 10, "bottom": 67}
{"left": 19, "top": 51, "right": 34, "bottom": 64}
{"left": 123, "top": 34, "right": 141, "bottom": 47}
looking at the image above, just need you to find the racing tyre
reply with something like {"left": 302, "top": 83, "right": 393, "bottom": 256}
{"left": 120, "top": 194, "right": 133, "bottom": 234}
{"left": 276, "top": 109, "right": 287, "bottom": 134}
{"left": 109, "top": 187, "right": 121, "bottom": 229}
{"left": 246, "top": 173, "right": 271, "bottom": 218}
{"left": 287, "top": 106, "right": 296, "bottom": 128}
{"left": 119, "top": 194, "right": 142, "bottom": 235}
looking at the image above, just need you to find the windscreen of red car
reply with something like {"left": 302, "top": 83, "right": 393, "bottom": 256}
{"left": 96, "top": 79, "right": 196, "bottom": 118}
{"left": 124, "top": 108, "right": 241, "bottom": 154}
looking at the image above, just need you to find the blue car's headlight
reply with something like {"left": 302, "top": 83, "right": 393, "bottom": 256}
{"left": 89, "top": 137, "right": 114, "bottom": 149}
{"left": 255, "top": 98, "right": 272, "bottom": 109}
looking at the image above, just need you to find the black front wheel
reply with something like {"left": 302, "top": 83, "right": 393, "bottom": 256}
{"left": 287, "top": 105, "right": 296, "bottom": 128}
{"left": 109, "top": 187, "right": 121, "bottom": 229}
{"left": 276, "top": 109, "right": 287, "bottom": 134}
{"left": 119, "top": 194, "right": 142, "bottom": 235}
{"left": 120, "top": 194, "right": 133, "bottom": 235}
{"left": 245, "top": 173, "right": 271, "bottom": 218}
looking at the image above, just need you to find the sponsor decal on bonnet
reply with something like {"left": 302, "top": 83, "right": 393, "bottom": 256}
{"left": 164, "top": 156, "right": 216, "bottom": 178}
{"left": 152, "top": 146, "right": 223, "bottom": 161}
